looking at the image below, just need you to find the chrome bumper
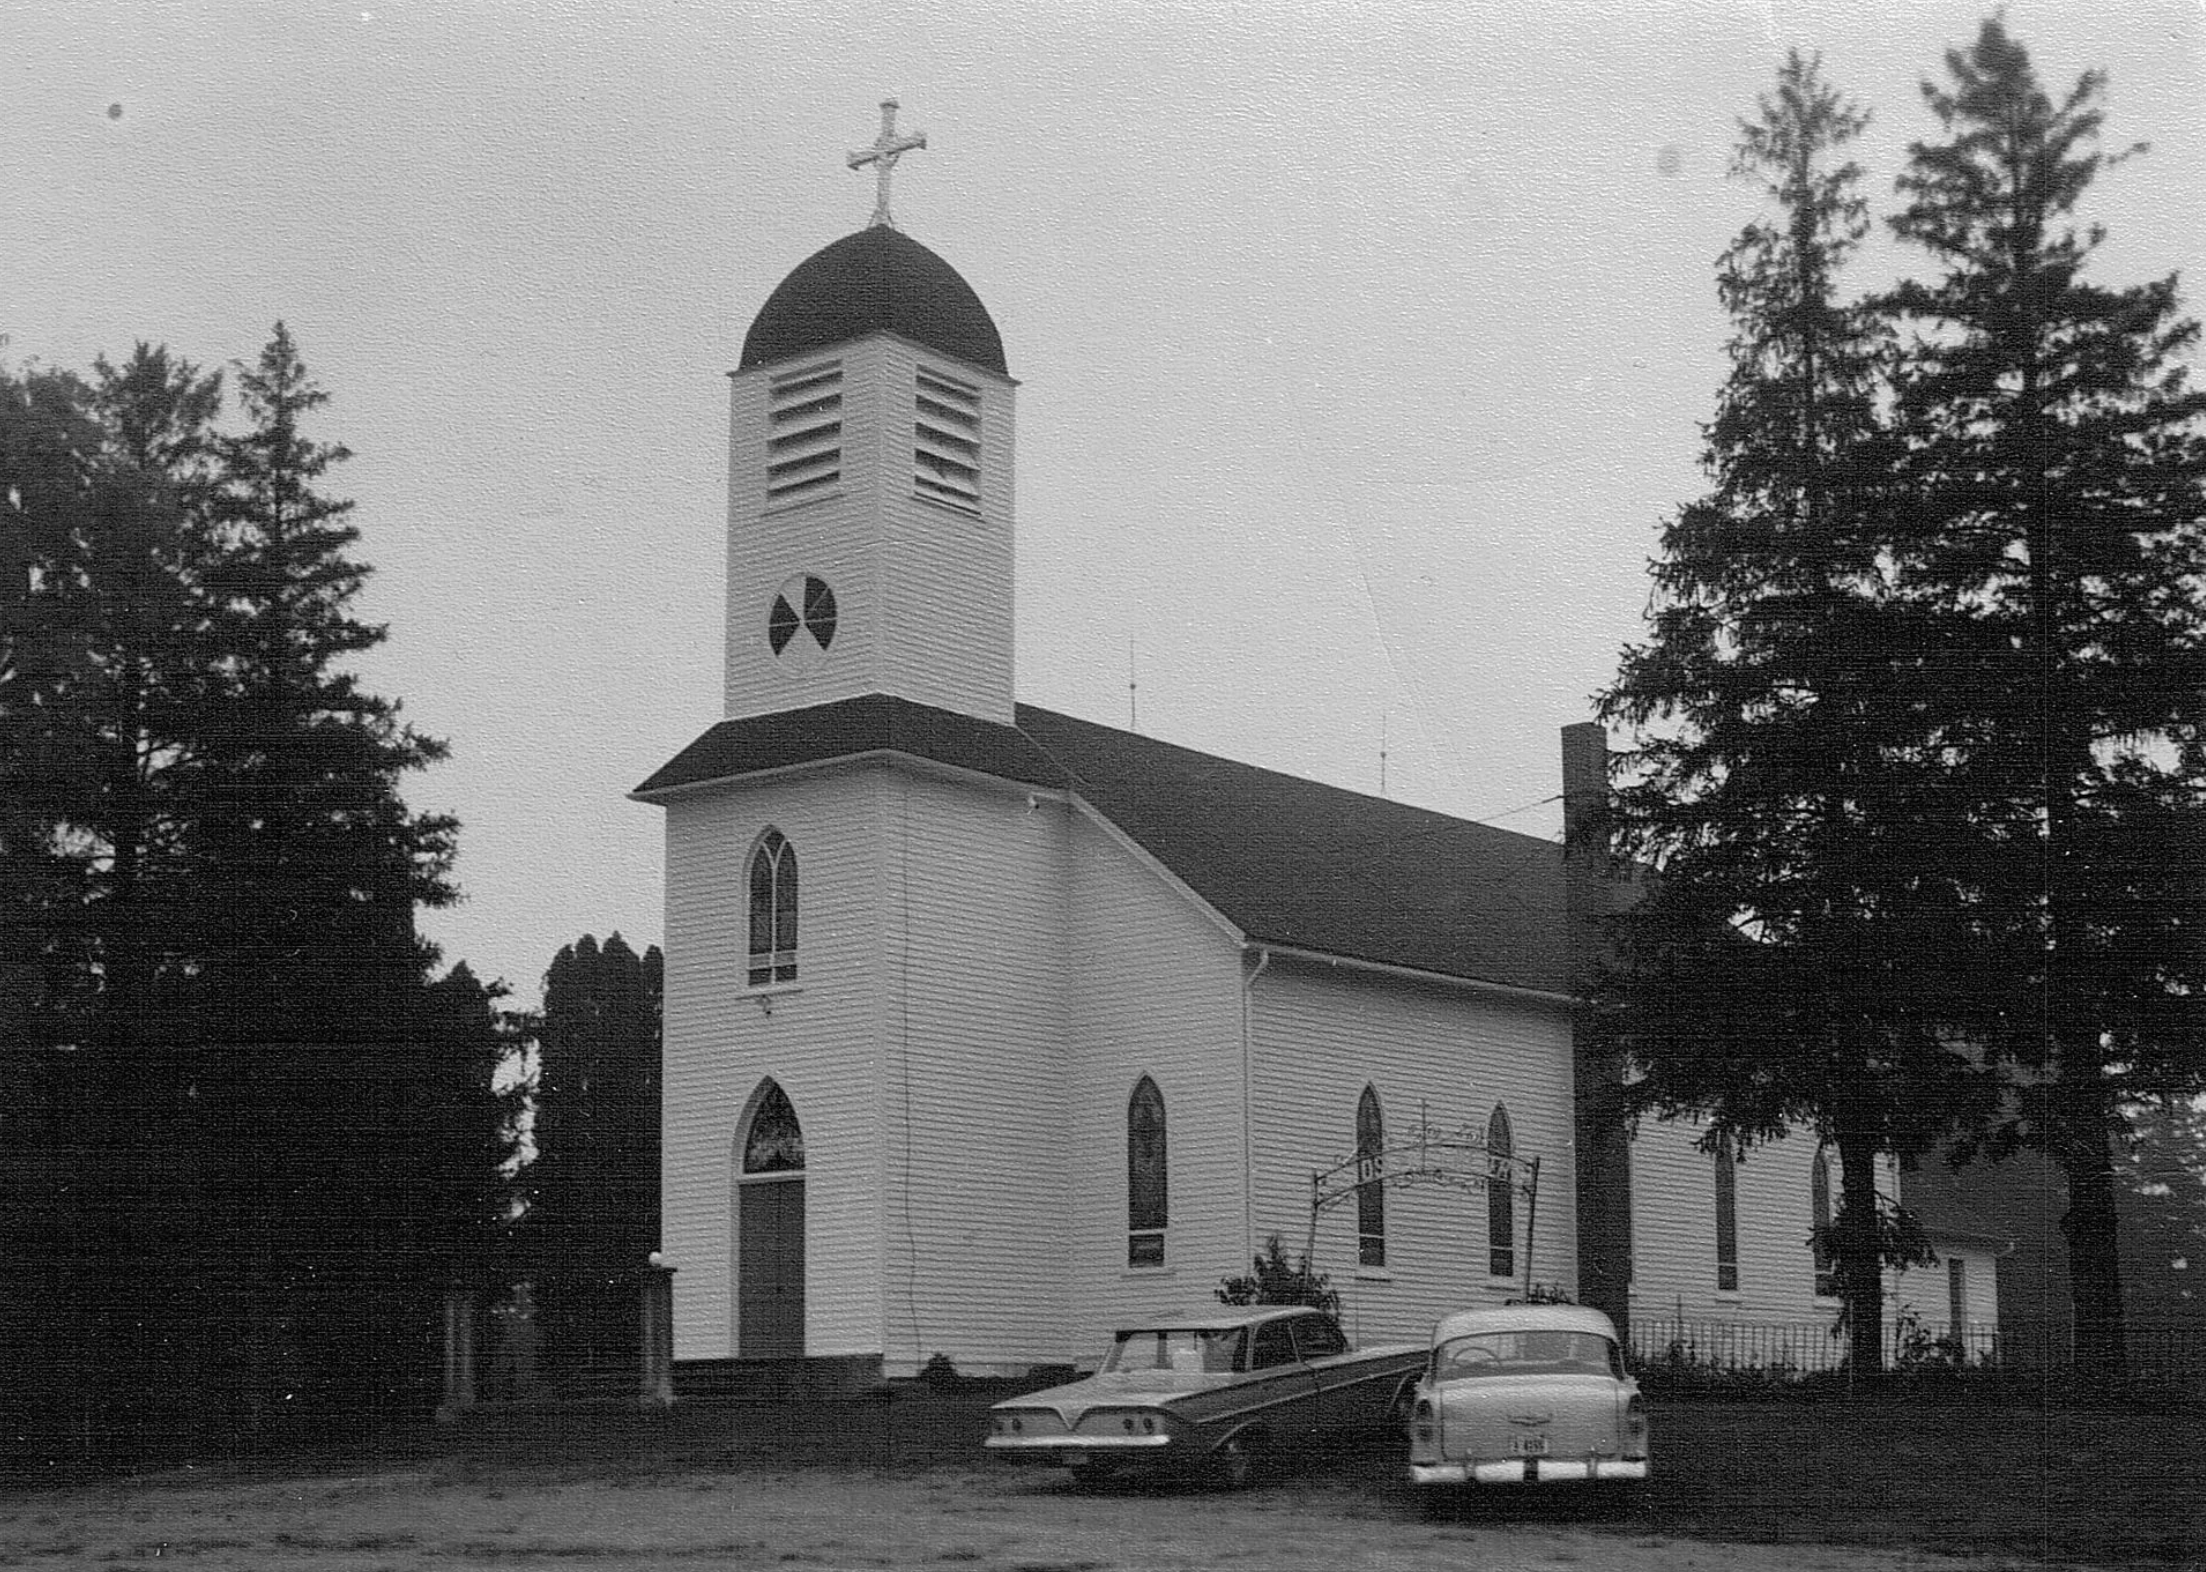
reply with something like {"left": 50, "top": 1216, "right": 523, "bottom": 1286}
{"left": 1409, "top": 1457, "right": 1648, "bottom": 1485}
{"left": 985, "top": 1433, "right": 1174, "bottom": 1455}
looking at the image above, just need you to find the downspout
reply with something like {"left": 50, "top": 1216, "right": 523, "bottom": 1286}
{"left": 1240, "top": 946, "right": 1271, "bottom": 1255}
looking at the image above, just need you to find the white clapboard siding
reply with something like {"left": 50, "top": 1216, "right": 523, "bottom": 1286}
{"left": 1625, "top": 1117, "right": 1890, "bottom": 1327}
{"left": 661, "top": 765, "right": 886, "bottom": 1361}
{"left": 1059, "top": 809, "right": 1250, "bottom": 1361}
{"left": 876, "top": 340, "right": 1015, "bottom": 724}
{"left": 872, "top": 768, "right": 1072, "bottom": 1376}
{"left": 1248, "top": 961, "right": 1580, "bottom": 1349}
{"left": 1894, "top": 1243, "right": 2001, "bottom": 1341}
{"left": 723, "top": 336, "right": 1016, "bottom": 725}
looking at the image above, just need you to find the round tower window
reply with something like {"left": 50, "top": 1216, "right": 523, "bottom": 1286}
{"left": 768, "top": 574, "right": 837, "bottom": 669}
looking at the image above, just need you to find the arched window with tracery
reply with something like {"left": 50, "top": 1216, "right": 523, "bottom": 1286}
{"left": 1127, "top": 1076, "right": 1167, "bottom": 1267}
{"left": 742, "top": 1079, "right": 806, "bottom": 1174}
{"left": 1810, "top": 1150, "right": 1835, "bottom": 1298}
{"left": 1715, "top": 1134, "right": 1740, "bottom": 1292}
{"left": 1486, "top": 1105, "right": 1514, "bottom": 1279}
{"left": 1356, "top": 1086, "right": 1386, "bottom": 1268}
{"left": 747, "top": 828, "right": 798, "bottom": 985}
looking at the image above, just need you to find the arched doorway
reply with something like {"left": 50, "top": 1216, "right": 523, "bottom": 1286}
{"left": 736, "top": 1079, "right": 805, "bottom": 1357}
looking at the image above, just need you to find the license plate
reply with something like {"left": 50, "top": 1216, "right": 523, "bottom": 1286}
{"left": 1510, "top": 1436, "right": 1548, "bottom": 1456}
{"left": 1061, "top": 1451, "right": 1089, "bottom": 1467}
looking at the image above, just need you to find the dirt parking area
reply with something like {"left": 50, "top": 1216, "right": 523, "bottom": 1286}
{"left": 0, "top": 1462, "right": 2112, "bottom": 1572}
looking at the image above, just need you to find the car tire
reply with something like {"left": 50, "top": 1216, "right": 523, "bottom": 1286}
{"left": 1386, "top": 1382, "right": 1416, "bottom": 1436}
{"left": 1211, "top": 1432, "right": 1259, "bottom": 1491}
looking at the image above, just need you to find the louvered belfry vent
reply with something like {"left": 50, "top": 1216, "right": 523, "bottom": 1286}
{"left": 913, "top": 365, "right": 981, "bottom": 511}
{"left": 766, "top": 360, "right": 843, "bottom": 504}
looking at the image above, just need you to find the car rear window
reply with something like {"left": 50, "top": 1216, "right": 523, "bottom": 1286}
{"left": 1432, "top": 1330, "right": 1620, "bottom": 1381}
{"left": 1103, "top": 1327, "right": 1243, "bottom": 1374}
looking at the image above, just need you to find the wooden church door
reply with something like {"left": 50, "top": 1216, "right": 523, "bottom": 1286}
{"left": 737, "top": 1080, "right": 806, "bottom": 1358}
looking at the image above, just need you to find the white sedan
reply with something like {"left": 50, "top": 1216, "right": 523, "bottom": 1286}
{"left": 1405, "top": 1305, "right": 1649, "bottom": 1490}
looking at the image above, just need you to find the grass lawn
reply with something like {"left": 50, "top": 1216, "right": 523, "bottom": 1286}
{"left": 1618, "top": 1399, "right": 2204, "bottom": 1567}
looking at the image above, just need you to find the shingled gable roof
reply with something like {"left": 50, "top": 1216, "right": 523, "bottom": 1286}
{"left": 634, "top": 695, "right": 1579, "bottom": 996}
{"left": 1013, "top": 706, "right": 1573, "bottom": 997}
{"left": 631, "top": 694, "right": 1071, "bottom": 798}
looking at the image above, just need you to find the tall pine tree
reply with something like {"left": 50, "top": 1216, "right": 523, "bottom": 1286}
{"left": 1599, "top": 53, "right": 1989, "bottom": 1375}
{"left": 187, "top": 322, "right": 465, "bottom": 1420}
{"left": 1885, "top": 20, "right": 2206, "bottom": 1378}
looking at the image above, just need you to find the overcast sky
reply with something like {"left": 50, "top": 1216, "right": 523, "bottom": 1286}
{"left": 10, "top": 1, "right": 2203, "bottom": 1006}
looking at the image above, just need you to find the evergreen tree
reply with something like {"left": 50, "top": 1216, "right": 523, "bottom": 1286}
{"left": 1598, "top": 53, "right": 1987, "bottom": 1375}
{"left": 2, "top": 349, "right": 235, "bottom": 1453}
{"left": 184, "top": 322, "right": 463, "bottom": 1419}
{"left": 523, "top": 931, "right": 664, "bottom": 1365}
{"left": 2117, "top": 1097, "right": 2206, "bottom": 1330}
{"left": 1884, "top": 20, "right": 2206, "bottom": 1378}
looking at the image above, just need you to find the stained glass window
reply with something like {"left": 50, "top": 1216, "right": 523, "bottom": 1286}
{"left": 748, "top": 829, "right": 798, "bottom": 985}
{"left": 1715, "top": 1134, "right": 1739, "bottom": 1292}
{"left": 1811, "top": 1151, "right": 1836, "bottom": 1298}
{"left": 1487, "top": 1105, "right": 1515, "bottom": 1279}
{"left": 742, "top": 1080, "right": 805, "bottom": 1174}
{"left": 1128, "top": 1076, "right": 1167, "bottom": 1267}
{"left": 1356, "top": 1086, "right": 1386, "bottom": 1268}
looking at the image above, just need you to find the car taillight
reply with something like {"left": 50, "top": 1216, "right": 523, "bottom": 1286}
{"left": 1413, "top": 1397, "right": 1436, "bottom": 1446}
{"left": 1623, "top": 1397, "right": 1647, "bottom": 1459}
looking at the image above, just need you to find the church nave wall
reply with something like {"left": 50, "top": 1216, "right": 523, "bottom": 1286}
{"left": 1624, "top": 1114, "right": 1862, "bottom": 1331}
{"left": 1245, "top": 963, "right": 1581, "bottom": 1350}
{"left": 872, "top": 766, "right": 1076, "bottom": 1376}
{"left": 1058, "top": 807, "right": 1250, "bottom": 1361}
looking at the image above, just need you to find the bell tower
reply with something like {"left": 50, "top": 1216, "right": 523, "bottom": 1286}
{"left": 723, "top": 102, "right": 1016, "bottom": 726}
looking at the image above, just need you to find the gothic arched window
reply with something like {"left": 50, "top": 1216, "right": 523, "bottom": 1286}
{"left": 742, "top": 1080, "right": 805, "bottom": 1174}
{"left": 1715, "top": 1134, "right": 1740, "bottom": 1292}
{"left": 1356, "top": 1086, "right": 1386, "bottom": 1268}
{"left": 1811, "top": 1150, "right": 1836, "bottom": 1298}
{"left": 748, "top": 828, "right": 798, "bottom": 985}
{"left": 1127, "top": 1076, "right": 1167, "bottom": 1267}
{"left": 1487, "top": 1105, "right": 1515, "bottom": 1279}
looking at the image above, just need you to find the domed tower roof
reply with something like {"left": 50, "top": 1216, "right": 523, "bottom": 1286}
{"left": 739, "top": 226, "right": 1007, "bottom": 376}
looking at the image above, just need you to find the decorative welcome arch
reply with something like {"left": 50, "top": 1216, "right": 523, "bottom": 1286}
{"left": 1307, "top": 1109, "right": 1543, "bottom": 1295}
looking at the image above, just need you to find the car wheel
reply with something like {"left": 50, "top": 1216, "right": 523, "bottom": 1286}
{"left": 1211, "top": 1432, "right": 1259, "bottom": 1491}
{"left": 1386, "top": 1382, "right": 1416, "bottom": 1435}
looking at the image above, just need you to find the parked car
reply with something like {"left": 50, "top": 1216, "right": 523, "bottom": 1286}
{"left": 984, "top": 1305, "right": 1425, "bottom": 1488}
{"left": 1405, "top": 1305, "right": 1649, "bottom": 1491}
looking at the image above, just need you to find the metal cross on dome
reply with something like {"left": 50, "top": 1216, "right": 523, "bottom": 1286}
{"left": 848, "top": 98, "right": 926, "bottom": 229}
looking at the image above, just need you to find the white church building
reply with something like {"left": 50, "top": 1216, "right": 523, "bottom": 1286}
{"left": 636, "top": 125, "right": 1993, "bottom": 1379}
